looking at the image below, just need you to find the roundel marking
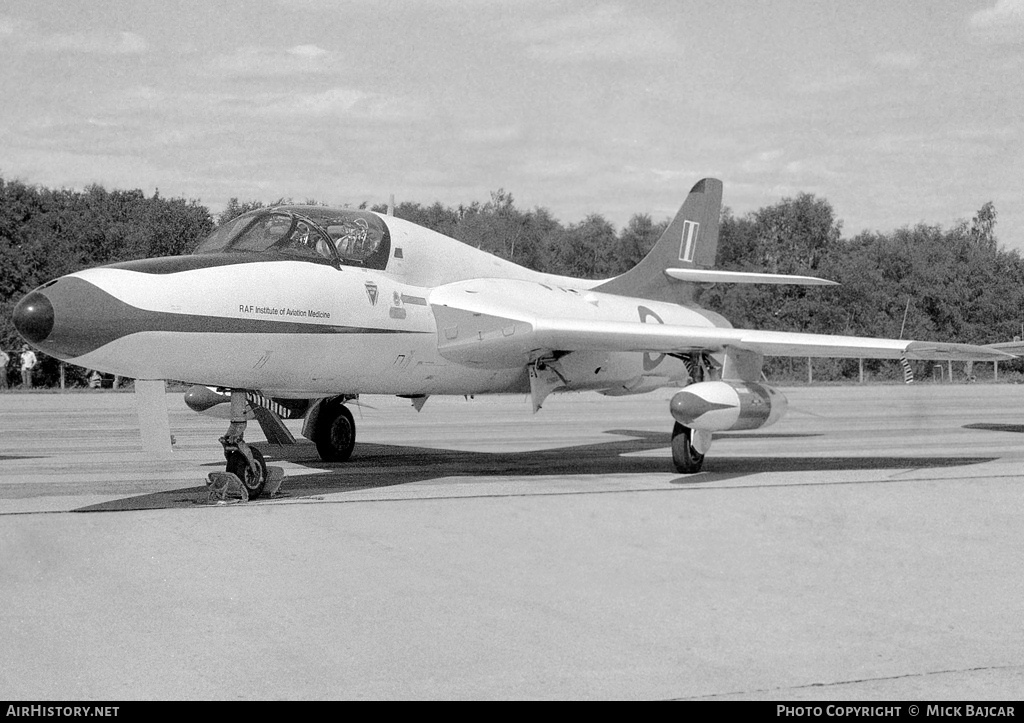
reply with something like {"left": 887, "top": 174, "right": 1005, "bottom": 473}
{"left": 638, "top": 305, "right": 666, "bottom": 371}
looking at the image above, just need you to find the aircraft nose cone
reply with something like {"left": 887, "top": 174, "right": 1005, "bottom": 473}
{"left": 13, "top": 291, "right": 55, "bottom": 345}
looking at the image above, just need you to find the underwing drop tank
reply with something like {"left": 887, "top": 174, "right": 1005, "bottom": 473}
{"left": 669, "top": 381, "right": 788, "bottom": 432}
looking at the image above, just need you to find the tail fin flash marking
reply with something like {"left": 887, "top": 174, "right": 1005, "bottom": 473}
{"left": 679, "top": 220, "right": 699, "bottom": 263}
{"left": 596, "top": 177, "right": 723, "bottom": 304}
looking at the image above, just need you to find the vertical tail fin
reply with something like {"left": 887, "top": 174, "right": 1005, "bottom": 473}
{"left": 596, "top": 178, "right": 722, "bottom": 303}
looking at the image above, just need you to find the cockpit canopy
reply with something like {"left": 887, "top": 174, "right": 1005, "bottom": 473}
{"left": 194, "top": 206, "right": 391, "bottom": 270}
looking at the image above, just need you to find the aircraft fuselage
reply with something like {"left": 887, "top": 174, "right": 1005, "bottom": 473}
{"left": 21, "top": 253, "right": 715, "bottom": 398}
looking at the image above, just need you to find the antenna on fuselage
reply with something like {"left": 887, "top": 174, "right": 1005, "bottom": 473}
{"left": 387, "top": 194, "right": 395, "bottom": 217}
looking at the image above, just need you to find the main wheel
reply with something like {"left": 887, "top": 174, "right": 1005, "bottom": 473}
{"left": 226, "top": 447, "right": 267, "bottom": 499}
{"left": 315, "top": 403, "right": 356, "bottom": 462}
{"left": 671, "top": 422, "right": 705, "bottom": 474}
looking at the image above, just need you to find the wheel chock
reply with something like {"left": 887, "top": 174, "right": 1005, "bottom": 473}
{"left": 206, "top": 471, "right": 249, "bottom": 504}
{"left": 205, "top": 467, "right": 286, "bottom": 503}
{"left": 263, "top": 466, "right": 286, "bottom": 497}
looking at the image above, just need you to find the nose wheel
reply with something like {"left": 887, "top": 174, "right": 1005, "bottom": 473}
{"left": 223, "top": 443, "right": 267, "bottom": 499}
{"left": 218, "top": 390, "right": 269, "bottom": 499}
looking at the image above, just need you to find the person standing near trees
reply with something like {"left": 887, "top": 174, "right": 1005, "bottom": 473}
{"left": 0, "top": 348, "right": 9, "bottom": 390}
{"left": 19, "top": 345, "right": 37, "bottom": 388}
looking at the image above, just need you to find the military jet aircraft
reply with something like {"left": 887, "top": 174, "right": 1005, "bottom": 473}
{"left": 12, "top": 178, "right": 1010, "bottom": 498}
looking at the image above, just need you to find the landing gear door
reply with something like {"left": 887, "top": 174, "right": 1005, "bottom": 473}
{"left": 301, "top": 398, "right": 327, "bottom": 441}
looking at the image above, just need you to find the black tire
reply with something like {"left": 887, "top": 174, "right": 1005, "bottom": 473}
{"left": 226, "top": 447, "right": 267, "bottom": 499}
{"left": 315, "top": 403, "right": 356, "bottom": 462}
{"left": 671, "top": 422, "right": 705, "bottom": 474}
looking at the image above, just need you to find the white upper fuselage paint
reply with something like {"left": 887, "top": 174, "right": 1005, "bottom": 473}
{"left": 59, "top": 213, "right": 724, "bottom": 398}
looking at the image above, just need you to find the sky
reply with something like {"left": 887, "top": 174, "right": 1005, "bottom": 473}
{"left": 1, "top": 0, "right": 1022, "bottom": 250}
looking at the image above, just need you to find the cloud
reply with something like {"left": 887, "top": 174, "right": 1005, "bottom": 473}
{"left": 261, "top": 88, "right": 369, "bottom": 116}
{"left": 873, "top": 51, "right": 921, "bottom": 70}
{"left": 256, "top": 87, "right": 421, "bottom": 122}
{"left": 207, "top": 44, "right": 338, "bottom": 77}
{"left": 48, "top": 30, "right": 147, "bottom": 54}
{"left": 789, "top": 68, "right": 871, "bottom": 95}
{"left": 4, "top": 81, "right": 417, "bottom": 167}
{"left": 741, "top": 149, "right": 785, "bottom": 174}
{"left": 650, "top": 168, "right": 694, "bottom": 183}
{"left": 135, "top": 85, "right": 420, "bottom": 124}
{"left": 459, "top": 125, "right": 522, "bottom": 145}
{"left": 0, "top": 15, "right": 21, "bottom": 37}
{"left": 969, "top": 0, "right": 1024, "bottom": 42}
{"left": 513, "top": 156, "right": 584, "bottom": 181}
{"left": 783, "top": 156, "right": 843, "bottom": 181}
{"left": 510, "top": 4, "right": 681, "bottom": 62}
{"left": 970, "top": 0, "right": 1024, "bottom": 28}
{"left": 0, "top": 14, "right": 33, "bottom": 40}
{"left": 288, "top": 44, "right": 329, "bottom": 59}
{"left": 0, "top": 17, "right": 146, "bottom": 55}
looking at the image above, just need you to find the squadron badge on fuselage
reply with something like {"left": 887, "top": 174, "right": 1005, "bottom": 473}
{"left": 364, "top": 281, "right": 378, "bottom": 306}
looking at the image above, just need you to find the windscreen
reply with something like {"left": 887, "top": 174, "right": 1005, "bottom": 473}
{"left": 194, "top": 207, "right": 390, "bottom": 270}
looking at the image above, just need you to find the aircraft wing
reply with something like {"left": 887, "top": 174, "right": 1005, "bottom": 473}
{"left": 529, "top": 319, "right": 1010, "bottom": 360}
{"left": 432, "top": 306, "right": 1013, "bottom": 368}
{"left": 985, "top": 341, "right": 1024, "bottom": 355}
{"left": 549, "top": 320, "right": 1009, "bottom": 359}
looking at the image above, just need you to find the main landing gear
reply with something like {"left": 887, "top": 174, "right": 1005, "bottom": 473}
{"left": 312, "top": 398, "right": 356, "bottom": 462}
{"left": 219, "top": 390, "right": 269, "bottom": 499}
{"left": 671, "top": 422, "right": 705, "bottom": 474}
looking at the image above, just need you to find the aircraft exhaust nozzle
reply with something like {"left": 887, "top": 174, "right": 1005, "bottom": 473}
{"left": 670, "top": 381, "right": 788, "bottom": 432}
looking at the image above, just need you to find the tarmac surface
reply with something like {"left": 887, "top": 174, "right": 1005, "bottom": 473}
{"left": 1, "top": 384, "right": 1023, "bottom": 700}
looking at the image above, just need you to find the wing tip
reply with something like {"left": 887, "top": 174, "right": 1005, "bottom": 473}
{"left": 904, "top": 341, "right": 1015, "bottom": 361}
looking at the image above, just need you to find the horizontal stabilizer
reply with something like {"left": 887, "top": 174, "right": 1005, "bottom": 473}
{"left": 665, "top": 268, "right": 838, "bottom": 286}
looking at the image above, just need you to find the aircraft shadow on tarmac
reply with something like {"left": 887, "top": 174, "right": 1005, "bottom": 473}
{"left": 963, "top": 422, "right": 1024, "bottom": 434}
{"left": 75, "top": 429, "right": 996, "bottom": 513}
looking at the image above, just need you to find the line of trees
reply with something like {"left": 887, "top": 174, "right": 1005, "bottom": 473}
{"left": 2, "top": 174, "right": 1021, "bottom": 386}
{"left": 0, "top": 178, "right": 213, "bottom": 387}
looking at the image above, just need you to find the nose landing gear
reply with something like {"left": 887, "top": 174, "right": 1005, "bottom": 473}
{"left": 219, "top": 390, "right": 269, "bottom": 499}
